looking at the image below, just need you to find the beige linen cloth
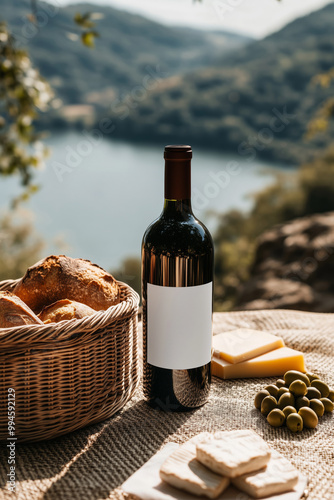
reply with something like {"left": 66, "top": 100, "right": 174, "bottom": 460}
{"left": 0, "top": 310, "right": 333, "bottom": 500}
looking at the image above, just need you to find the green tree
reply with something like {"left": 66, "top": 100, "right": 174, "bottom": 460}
{"left": 213, "top": 149, "right": 334, "bottom": 310}
{"left": 306, "top": 70, "right": 334, "bottom": 139}
{"left": 0, "top": 5, "right": 101, "bottom": 280}
{"left": 112, "top": 257, "right": 141, "bottom": 298}
{"left": 0, "top": 22, "right": 53, "bottom": 206}
{"left": 0, "top": 5, "right": 100, "bottom": 204}
{"left": 0, "top": 209, "right": 44, "bottom": 281}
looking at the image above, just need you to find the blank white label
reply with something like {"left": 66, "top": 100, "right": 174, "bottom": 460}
{"left": 147, "top": 282, "right": 212, "bottom": 370}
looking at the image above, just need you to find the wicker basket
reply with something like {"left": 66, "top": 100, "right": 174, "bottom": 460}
{"left": 0, "top": 279, "right": 139, "bottom": 443}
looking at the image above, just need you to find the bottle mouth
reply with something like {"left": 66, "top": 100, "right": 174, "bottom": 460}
{"left": 164, "top": 145, "right": 192, "bottom": 160}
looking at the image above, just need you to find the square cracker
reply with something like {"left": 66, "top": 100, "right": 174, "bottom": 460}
{"left": 232, "top": 449, "right": 299, "bottom": 498}
{"left": 160, "top": 433, "right": 230, "bottom": 499}
{"left": 196, "top": 430, "right": 271, "bottom": 478}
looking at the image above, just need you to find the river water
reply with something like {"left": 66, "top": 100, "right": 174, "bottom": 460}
{"left": 0, "top": 131, "right": 293, "bottom": 270}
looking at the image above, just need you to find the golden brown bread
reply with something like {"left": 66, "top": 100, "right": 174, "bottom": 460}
{"left": 14, "top": 255, "right": 120, "bottom": 314}
{"left": 38, "top": 299, "right": 96, "bottom": 324}
{"left": 0, "top": 291, "right": 43, "bottom": 328}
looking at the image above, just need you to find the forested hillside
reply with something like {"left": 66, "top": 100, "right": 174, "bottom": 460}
{"left": 108, "top": 3, "right": 334, "bottom": 164}
{"left": 2, "top": 0, "right": 250, "bottom": 106}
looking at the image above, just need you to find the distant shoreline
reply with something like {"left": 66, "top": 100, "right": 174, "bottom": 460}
{"left": 36, "top": 116, "right": 304, "bottom": 167}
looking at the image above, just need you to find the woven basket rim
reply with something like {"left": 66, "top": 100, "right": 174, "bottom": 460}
{"left": 0, "top": 279, "right": 139, "bottom": 347}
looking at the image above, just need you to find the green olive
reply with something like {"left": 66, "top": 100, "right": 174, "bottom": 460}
{"left": 328, "top": 390, "right": 334, "bottom": 403}
{"left": 276, "top": 379, "right": 286, "bottom": 388}
{"left": 306, "top": 387, "right": 322, "bottom": 400}
{"left": 254, "top": 389, "right": 270, "bottom": 409}
{"left": 306, "top": 372, "right": 320, "bottom": 383}
{"left": 278, "top": 392, "right": 295, "bottom": 409}
{"left": 289, "top": 380, "right": 308, "bottom": 397}
{"left": 284, "top": 370, "right": 310, "bottom": 387}
{"left": 298, "top": 407, "right": 318, "bottom": 429}
{"left": 267, "top": 409, "right": 285, "bottom": 427}
{"left": 261, "top": 395, "right": 277, "bottom": 416}
{"left": 309, "top": 399, "right": 325, "bottom": 417}
{"left": 283, "top": 406, "right": 297, "bottom": 418}
{"left": 277, "top": 387, "right": 289, "bottom": 398}
{"left": 311, "top": 380, "right": 330, "bottom": 398}
{"left": 295, "top": 396, "right": 310, "bottom": 410}
{"left": 320, "top": 398, "right": 334, "bottom": 413}
{"left": 265, "top": 385, "right": 280, "bottom": 398}
{"left": 286, "top": 413, "right": 303, "bottom": 432}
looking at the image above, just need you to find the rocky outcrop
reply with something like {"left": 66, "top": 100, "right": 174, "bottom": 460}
{"left": 235, "top": 212, "right": 334, "bottom": 312}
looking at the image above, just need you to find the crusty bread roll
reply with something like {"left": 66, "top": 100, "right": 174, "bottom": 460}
{"left": 14, "top": 255, "right": 120, "bottom": 314}
{"left": 38, "top": 299, "right": 96, "bottom": 324}
{"left": 0, "top": 291, "right": 43, "bottom": 328}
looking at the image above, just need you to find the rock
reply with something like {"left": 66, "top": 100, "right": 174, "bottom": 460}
{"left": 236, "top": 212, "right": 334, "bottom": 312}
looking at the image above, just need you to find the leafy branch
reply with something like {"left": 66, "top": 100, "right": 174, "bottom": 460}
{"left": 0, "top": 3, "right": 102, "bottom": 207}
{"left": 0, "top": 23, "right": 53, "bottom": 207}
{"left": 73, "top": 12, "right": 101, "bottom": 47}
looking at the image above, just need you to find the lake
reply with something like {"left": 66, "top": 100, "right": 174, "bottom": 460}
{"left": 0, "top": 131, "right": 293, "bottom": 271}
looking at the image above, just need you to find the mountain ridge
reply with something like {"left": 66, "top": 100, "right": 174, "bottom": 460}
{"left": 1, "top": 0, "right": 251, "bottom": 106}
{"left": 106, "top": 2, "right": 334, "bottom": 164}
{"left": 2, "top": 0, "right": 334, "bottom": 164}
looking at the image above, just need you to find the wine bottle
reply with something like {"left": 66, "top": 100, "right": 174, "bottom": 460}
{"left": 142, "top": 145, "right": 213, "bottom": 411}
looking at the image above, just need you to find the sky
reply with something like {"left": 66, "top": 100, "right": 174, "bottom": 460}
{"left": 52, "top": 0, "right": 334, "bottom": 38}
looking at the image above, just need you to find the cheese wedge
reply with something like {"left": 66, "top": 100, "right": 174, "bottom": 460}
{"left": 159, "top": 433, "right": 230, "bottom": 498}
{"left": 212, "top": 329, "right": 284, "bottom": 364}
{"left": 196, "top": 430, "right": 271, "bottom": 479}
{"left": 212, "top": 347, "right": 306, "bottom": 379}
{"left": 232, "top": 449, "right": 299, "bottom": 498}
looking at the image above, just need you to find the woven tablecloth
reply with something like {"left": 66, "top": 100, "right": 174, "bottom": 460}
{"left": 0, "top": 309, "right": 333, "bottom": 500}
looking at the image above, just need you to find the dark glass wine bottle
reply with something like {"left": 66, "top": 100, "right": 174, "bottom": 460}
{"left": 141, "top": 145, "right": 214, "bottom": 411}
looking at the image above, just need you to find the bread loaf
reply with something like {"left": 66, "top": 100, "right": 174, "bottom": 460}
{"left": 38, "top": 299, "right": 96, "bottom": 324}
{"left": 0, "top": 291, "right": 43, "bottom": 328}
{"left": 14, "top": 255, "right": 120, "bottom": 314}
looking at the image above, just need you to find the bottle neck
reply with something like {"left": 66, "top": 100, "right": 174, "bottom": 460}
{"left": 164, "top": 158, "right": 191, "bottom": 199}
{"left": 163, "top": 158, "right": 192, "bottom": 215}
{"left": 163, "top": 198, "right": 192, "bottom": 215}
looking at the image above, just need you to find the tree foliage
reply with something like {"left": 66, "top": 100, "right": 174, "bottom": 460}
{"left": 108, "top": 3, "right": 334, "bottom": 165}
{"left": 0, "top": 5, "right": 101, "bottom": 205}
{"left": 73, "top": 12, "right": 100, "bottom": 47}
{"left": 306, "top": 69, "right": 334, "bottom": 139}
{"left": 0, "top": 209, "right": 44, "bottom": 281}
{"left": 0, "top": 7, "right": 101, "bottom": 280}
{"left": 0, "top": 22, "right": 53, "bottom": 205}
{"left": 214, "top": 149, "right": 334, "bottom": 310}
{"left": 112, "top": 257, "right": 141, "bottom": 298}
